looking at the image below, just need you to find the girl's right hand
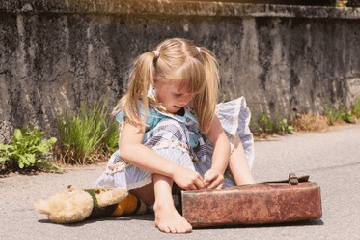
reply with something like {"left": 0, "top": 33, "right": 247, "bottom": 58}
{"left": 172, "top": 166, "right": 205, "bottom": 191}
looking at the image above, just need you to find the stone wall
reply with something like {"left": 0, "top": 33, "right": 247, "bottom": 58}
{"left": 1, "top": 0, "right": 360, "bottom": 142}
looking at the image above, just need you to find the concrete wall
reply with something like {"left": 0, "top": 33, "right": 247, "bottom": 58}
{"left": 1, "top": 0, "right": 360, "bottom": 142}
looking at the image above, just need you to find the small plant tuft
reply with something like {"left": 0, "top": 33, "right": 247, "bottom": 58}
{"left": 277, "top": 118, "right": 294, "bottom": 134}
{"left": 323, "top": 99, "right": 347, "bottom": 125}
{"left": 0, "top": 125, "right": 59, "bottom": 173}
{"left": 56, "top": 100, "right": 119, "bottom": 165}
{"left": 251, "top": 111, "right": 294, "bottom": 136}
{"left": 352, "top": 96, "right": 360, "bottom": 119}
{"left": 258, "top": 112, "right": 273, "bottom": 134}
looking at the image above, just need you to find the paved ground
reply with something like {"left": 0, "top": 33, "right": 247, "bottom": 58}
{"left": 1, "top": 125, "right": 360, "bottom": 240}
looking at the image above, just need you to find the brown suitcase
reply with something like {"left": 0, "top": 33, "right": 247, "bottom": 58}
{"left": 181, "top": 173, "right": 322, "bottom": 228}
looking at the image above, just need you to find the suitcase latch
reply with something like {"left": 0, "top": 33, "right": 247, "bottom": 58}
{"left": 289, "top": 173, "right": 299, "bottom": 185}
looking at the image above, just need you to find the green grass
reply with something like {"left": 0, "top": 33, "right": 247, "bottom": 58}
{"left": 56, "top": 100, "right": 119, "bottom": 165}
{"left": 352, "top": 96, "right": 360, "bottom": 118}
{"left": 323, "top": 99, "right": 345, "bottom": 125}
{"left": 322, "top": 97, "right": 359, "bottom": 125}
{"left": 250, "top": 110, "right": 293, "bottom": 135}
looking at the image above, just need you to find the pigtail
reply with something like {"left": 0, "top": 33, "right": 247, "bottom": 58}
{"left": 194, "top": 47, "right": 219, "bottom": 133}
{"left": 113, "top": 52, "right": 156, "bottom": 129}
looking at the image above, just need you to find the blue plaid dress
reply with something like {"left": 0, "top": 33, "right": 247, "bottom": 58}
{"left": 93, "top": 97, "right": 254, "bottom": 190}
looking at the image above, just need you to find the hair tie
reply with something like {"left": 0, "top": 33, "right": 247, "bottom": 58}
{"left": 196, "top": 47, "right": 201, "bottom": 53}
{"left": 153, "top": 50, "right": 159, "bottom": 58}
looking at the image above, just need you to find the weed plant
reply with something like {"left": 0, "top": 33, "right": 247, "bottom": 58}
{"left": 323, "top": 98, "right": 356, "bottom": 125}
{"left": 258, "top": 112, "right": 273, "bottom": 133}
{"left": 251, "top": 111, "right": 294, "bottom": 135}
{"left": 325, "top": 106, "right": 346, "bottom": 125}
{"left": 56, "top": 101, "right": 119, "bottom": 165}
{"left": 0, "top": 125, "right": 59, "bottom": 173}
{"left": 103, "top": 116, "right": 120, "bottom": 152}
{"left": 352, "top": 96, "right": 360, "bottom": 118}
{"left": 276, "top": 118, "right": 294, "bottom": 134}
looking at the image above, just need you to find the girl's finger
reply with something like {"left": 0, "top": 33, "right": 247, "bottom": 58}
{"left": 205, "top": 175, "right": 216, "bottom": 185}
{"left": 204, "top": 170, "right": 216, "bottom": 183}
{"left": 194, "top": 178, "right": 205, "bottom": 189}
{"left": 216, "top": 183, "right": 224, "bottom": 189}
{"left": 207, "top": 176, "right": 224, "bottom": 189}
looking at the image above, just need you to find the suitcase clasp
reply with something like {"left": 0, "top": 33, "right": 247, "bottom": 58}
{"left": 289, "top": 173, "right": 299, "bottom": 185}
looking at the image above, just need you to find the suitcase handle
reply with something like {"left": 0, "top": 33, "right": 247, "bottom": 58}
{"left": 231, "top": 173, "right": 310, "bottom": 190}
{"left": 262, "top": 173, "right": 310, "bottom": 185}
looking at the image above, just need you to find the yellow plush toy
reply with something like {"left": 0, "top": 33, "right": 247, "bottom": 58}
{"left": 35, "top": 185, "right": 147, "bottom": 224}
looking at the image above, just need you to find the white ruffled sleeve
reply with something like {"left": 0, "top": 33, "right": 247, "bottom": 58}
{"left": 216, "top": 97, "right": 255, "bottom": 169}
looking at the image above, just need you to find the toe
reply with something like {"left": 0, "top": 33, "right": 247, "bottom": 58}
{"left": 175, "top": 225, "right": 185, "bottom": 234}
{"left": 163, "top": 225, "right": 172, "bottom": 234}
{"left": 169, "top": 225, "right": 177, "bottom": 234}
{"left": 181, "top": 217, "right": 192, "bottom": 232}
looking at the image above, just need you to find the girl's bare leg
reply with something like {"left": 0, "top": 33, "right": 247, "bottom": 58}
{"left": 228, "top": 135, "right": 256, "bottom": 185}
{"left": 152, "top": 173, "right": 192, "bottom": 234}
{"left": 129, "top": 183, "right": 155, "bottom": 205}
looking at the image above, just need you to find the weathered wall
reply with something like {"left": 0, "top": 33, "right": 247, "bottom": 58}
{"left": 1, "top": 0, "right": 360, "bottom": 142}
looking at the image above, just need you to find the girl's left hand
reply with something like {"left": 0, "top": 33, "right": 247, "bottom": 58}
{"left": 204, "top": 169, "right": 224, "bottom": 189}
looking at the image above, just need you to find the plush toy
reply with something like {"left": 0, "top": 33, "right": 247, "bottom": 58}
{"left": 35, "top": 185, "right": 147, "bottom": 224}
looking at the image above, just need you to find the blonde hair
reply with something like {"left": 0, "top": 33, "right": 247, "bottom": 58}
{"left": 113, "top": 38, "right": 219, "bottom": 132}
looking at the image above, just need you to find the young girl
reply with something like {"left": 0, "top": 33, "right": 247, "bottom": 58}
{"left": 94, "top": 38, "right": 256, "bottom": 233}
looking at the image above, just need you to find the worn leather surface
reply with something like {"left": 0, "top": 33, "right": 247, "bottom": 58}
{"left": 181, "top": 182, "right": 322, "bottom": 227}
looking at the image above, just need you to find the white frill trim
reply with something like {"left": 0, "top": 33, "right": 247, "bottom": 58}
{"left": 125, "top": 177, "right": 152, "bottom": 191}
{"left": 216, "top": 97, "right": 255, "bottom": 169}
{"left": 104, "top": 161, "right": 128, "bottom": 175}
{"left": 151, "top": 139, "right": 189, "bottom": 152}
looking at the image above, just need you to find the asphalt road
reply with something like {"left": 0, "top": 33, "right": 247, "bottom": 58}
{"left": 1, "top": 125, "right": 360, "bottom": 240}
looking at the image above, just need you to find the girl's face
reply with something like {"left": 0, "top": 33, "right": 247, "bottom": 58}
{"left": 155, "top": 79, "right": 193, "bottom": 114}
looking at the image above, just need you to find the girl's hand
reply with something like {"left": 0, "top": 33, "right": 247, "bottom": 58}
{"left": 204, "top": 169, "right": 224, "bottom": 189}
{"left": 172, "top": 166, "right": 206, "bottom": 191}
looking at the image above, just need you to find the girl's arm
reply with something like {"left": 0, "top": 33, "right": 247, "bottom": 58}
{"left": 120, "top": 121, "right": 206, "bottom": 190}
{"left": 204, "top": 115, "right": 231, "bottom": 189}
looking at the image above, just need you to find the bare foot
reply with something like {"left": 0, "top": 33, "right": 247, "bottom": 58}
{"left": 153, "top": 203, "right": 192, "bottom": 234}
